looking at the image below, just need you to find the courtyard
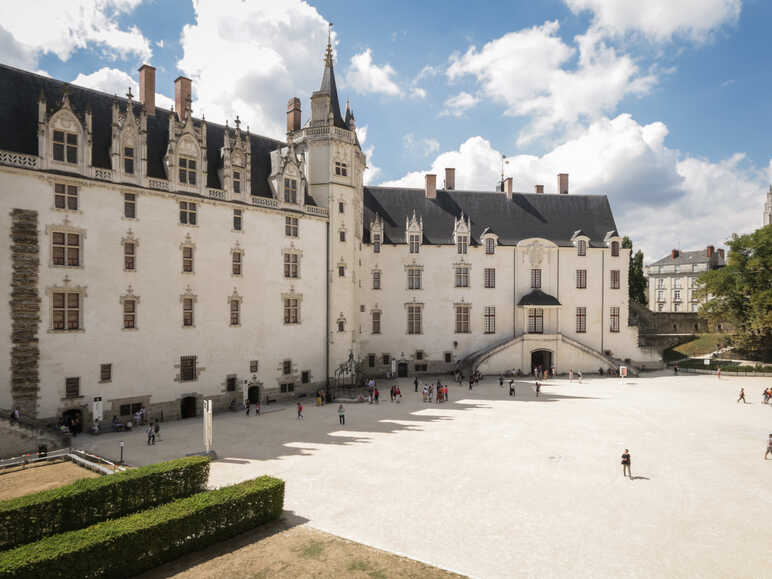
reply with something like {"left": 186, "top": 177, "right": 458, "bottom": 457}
{"left": 81, "top": 371, "right": 771, "bottom": 578}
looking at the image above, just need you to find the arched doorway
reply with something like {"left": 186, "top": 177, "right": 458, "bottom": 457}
{"left": 62, "top": 408, "right": 82, "bottom": 434}
{"left": 247, "top": 386, "right": 260, "bottom": 404}
{"left": 530, "top": 349, "right": 552, "bottom": 375}
{"left": 180, "top": 396, "right": 197, "bottom": 419}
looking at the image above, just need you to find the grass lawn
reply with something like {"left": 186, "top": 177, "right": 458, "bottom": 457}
{"left": 665, "top": 333, "right": 730, "bottom": 360}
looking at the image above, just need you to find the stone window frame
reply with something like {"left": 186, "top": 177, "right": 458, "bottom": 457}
{"left": 454, "top": 302, "right": 472, "bottom": 334}
{"left": 123, "top": 145, "right": 135, "bottom": 175}
{"left": 483, "top": 306, "right": 496, "bottom": 334}
{"left": 46, "top": 97, "right": 88, "bottom": 175}
{"left": 405, "top": 301, "right": 424, "bottom": 335}
{"left": 372, "top": 232, "right": 382, "bottom": 253}
{"left": 178, "top": 155, "right": 198, "bottom": 186}
{"left": 334, "top": 161, "right": 348, "bottom": 177}
{"left": 408, "top": 233, "right": 421, "bottom": 254}
{"left": 52, "top": 182, "right": 80, "bottom": 213}
{"left": 46, "top": 277, "right": 87, "bottom": 334}
{"left": 231, "top": 242, "right": 244, "bottom": 277}
{"left": 372, "top": 269, "right": 382, "bottom": 290}
{"left": 530, "top": 268, "right": 542, "bottom": 289}
{"left": 232, "top": 170, "right": 242, "bottom": 196}
{"left": 338, "top": 262, "right": 346, "bottom": 278}
{"left": 123, "top": 192, "right": 138, "bottom": 220}
{"left": 64, "top": 376, "right": 81, "bottom": 399}
{"left": 610, "top": 306, "right": 620, "bottom": 333}
{"left": 46, "top": 219, "right": 86, "bottom": 270}
{"left": 577, "top": 239, "right": 587, "bottom": 256}
{"left": 282, "top": 290, "right": 303, "bottom": 325}
{"left": 576, "top": 307, "right": 587, "bottom": 334}
{"left": 454, "top": 263, "right": 471, "bottom": 288}
{"left": 285, "top": 216, "right": 299, "bottom": 237}
{"left": 180, "top": 285, "right": 197, "bottom": 328}
{"left": 121, "top": 230, "right": 138, "bottom": 272}
{"left": 179, "top": 200, "right": 198, "bottom": 226}
{"left": 120, "top": 286, "right": 139, "bottom": 331}
{"left": 405, "top": 263, "right": 423, "bottom": 290}
{"left": 228, "top": 288, "right": 243, "bottom": 327}
{"left": 371, "top": 307, "right": 382, "bottom": 334}
{"left": 179, "top": 355, "right": 199, "bottom": 382}
{"left": 100, "top": 363, "right": 112, "bottom": 383}
{"left": 283, "top": 177, "right": 298, "bottom": 204}
{"left": 610, "top": 269, "right": 620, "bottom": 290}
{"left": 527, "top": 308, "right": 544, "bottom": 334}
{"left": 576, "top": 269, "right": 587, "bottom": 289}
{"left": 233, "top": 208, "right": 243, "bottom": 232}
{"left": 180, "top": 233, "right": 196, "bottom": 274}
{"left": 484, "top": 267, "right": 496, "bottom": 289}
{"left": 283, "top": 247, "right": 302, "bottom": 279}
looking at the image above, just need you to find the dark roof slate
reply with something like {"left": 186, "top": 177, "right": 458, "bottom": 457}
{"left": 649, "top": 249, "right": 725, "bottom": 267}
{"left": 517, "top": 290, "right": 562, "bottom": 307}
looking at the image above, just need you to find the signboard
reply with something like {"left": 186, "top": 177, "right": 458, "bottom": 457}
{"left": 620, "top": 366, "right": 628, "bottom": 378}
{"left": 203, "top": 400, "right": 213, "bottom": 453}
{"left": 391, "top": 359, "right": 397, "bottom": 376}
{"left": 92, "top": 396, "right": 103, "bottom": 423}
{"left": 704, "top": 359, "right": 710, "bottom": 366}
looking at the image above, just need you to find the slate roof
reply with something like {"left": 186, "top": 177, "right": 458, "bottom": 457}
{"left": 363, "top": 187, "right": 618, "bottom": 247}
{"left": 649, "top": 249, "right": 725, "bottom": 267}
{"left": 317, "top": 59, "right": 346, "bottom": 130}
{"left": 517, "top": 290, "right": 562, "bottom": 307}
{"left": 0, "top": 63, "right": 282, "bottom": 197}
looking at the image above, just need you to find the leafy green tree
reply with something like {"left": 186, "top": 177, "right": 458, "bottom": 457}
{"left": 622, "top": 236, "right": 646, "bottom": 305}
{"left": 698, "top": 225, "right": 772, "bottom": 361}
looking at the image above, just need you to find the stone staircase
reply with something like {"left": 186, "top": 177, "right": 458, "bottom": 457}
{"left": 0, "top": 409, "right": 69, "bottom": 459}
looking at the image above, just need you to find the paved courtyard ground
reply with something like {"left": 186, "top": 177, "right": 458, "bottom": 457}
{"left": 81, "top": 372, "right": 771, "bottom": 578}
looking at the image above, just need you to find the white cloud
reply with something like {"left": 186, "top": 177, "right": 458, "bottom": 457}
{"left": 447, "top": 21, "right": 656, "bottom": 143}
{"left": 1, "top": 0, "right": 151, "bottom": 64}
{"left": 440, "top": 91, "right": 479, "bottom": 117}
{"left": 403, "top": 133, "right": 440, "bottom": 157}
{"left": 72, "top": 67, "right": 174, "bottom": 109}
{"left": 410, "top": 86, "right": 427, "bottom": 99}
{"left": 344, "top": 48, "right": 401, "bottom": 96}
{"left": 356, "top": 126, "right": 380, "bottom": 185}
{"left": 564, "top": 0, "right": 741, "bottom": 42}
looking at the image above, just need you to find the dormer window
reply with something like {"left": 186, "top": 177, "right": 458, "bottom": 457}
{"left": 233, "top": 171, "right": 241, "bottom": 194}
{"left": 53, "top": 130, "right": 78, "bottom": 164}
{"left": 179, "top": 157, "right": 197, "bottom": 185}
{"left": 373, "top": 233, "right": 381, "bottom": 253}
{"left": 124, "top": 147, "right": 135, "bottom": 174}
{"left": 577, "top": 240, "right": 587, "bottom": 256}
{"left": 284, "top": 178, "right": 298, "bottom": 203}
{"left": 335, "top": 161, "right": 348, "bottom": 176}
{"left": 611, "top": 241, "right": 620, "bottom": 257}
{"left": 485, "top": 238, "right": 495, "bottom": 255}
{"left": 456, "top": 235, "right": 468, "bottom": 255}
{"left": 409, "top": 233, "right": 420, "bottom": 254}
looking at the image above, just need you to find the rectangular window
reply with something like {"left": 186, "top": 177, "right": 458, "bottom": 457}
{"left": 576, "top": 269, "right": 587, "bottom": 289}
{"left": 484, "top": 306, "right": 496, "bottom": 334}
{"left": 339, "top": 230, "right": 346, "bottom": 242}
{"left": 382, "top": 354, "right": 391, "bottom": 365}
{"left": 301, "top": 371, "right": 310, "bottom": 384}
{"left": 373, "top": 234, "right": 381, "bottom": 253}
{"left": 124, "top": 193, "right": 136, "bottom": 218}
{"left": 52, "top": 292, "right": 80, "bottom": 330}
{"left": 65, "top": 377, "right": 80, "bottom": 398}
{"left": 51, "top": 232, "right": 80, "bottom": 267}
{"left": 230, "top": 300, "right": 240, "bottom": 326}
{"left": 53, "top": 131, "right": 78, "bottom": 164}
{"left": 123, "top": 298, "right": 136, "bottom": 329}
{"left": 657, "top": 290, "right": 664, "bottom": 302}
{"left": 415, "top": 350, "right": 424, "bottom": 360}
{"left": 368, "top": 354, "right": 376, "bottom": 368}
{"left": 285, "top": 216, "right": 298, "bottom": 237}
{"left": 610, "top": 270, "right": 620, "bottom": 289}
{"left": 455, "top": 267, "right": 470, "bottom": 288}
{"left": 338, "top": 265, "right": 345, "bottom": 278}
{"left": 124, "top": 147, "right": 134, "bottom": 174}
{"left": 372, "top": 311, "right": 381, "bottom": 334}
{"left": 455, "top": 304, "right": 471, "bottom": 333}
{"left": 284, "top": 253, "right": 298, "bottom": 278}
{"left": 657, "top": 303, "right": 664, "bottom": 312}
{"left": 407, "top": 267, "right": 422, "bottom": 290}
{"left": 335, "top": 161, "right": 348, "bottom": 176}
{"left": 338, "top": 201, "right": 345, "bottom": 213}
{"left": 674, "top": 303, "right": 681, "bottom": 312}
{"left": 674, "top": 265, "right": 681, "bottom": 274}
{"left": 179, "top": 201, "right": 197, "bottom": 225}
{"left": 657, "top": 278, "right": 665, "bottom": 289}
{"left": 409, "top": 233, "right": 420, "bottom": 254}
{"left": 674, "top": 290, "right": 681, "bottom": 302}
{"left": 528, "top": 309, "right": 543, "bottom": 334}
{"left": 233, "top": 209, "right": 242, "bottom": 231}
{"left": 233, "top": 171, "right": 241, "bottom": 194}
{"left": 250, "top": 360, "right": 259, "bottom": 373}
{"left": 577, "top": 240, "right": 587, "bottom": 256}
{"left": 610, "top": 306, "right": 620, "bottom": 333}
{"left": 182, "top": 246, "right": 194, "bottom": 273}
{"left": 407, "top": 305, "right": 422, "bottom": 335}
{"left": 282, "top": 360, "right": 292, "bottom": 375}
{"left": 54, "top": 183, "right": 78, "bottom": 210}
{"left": 283, "top": 178, "right": 298, "bottom": 203}
{"left": 531, "top": 268, "right": 542, "bottom": 289}
{"left": 484, "top": 268, "right": 496, "bottom": 289}
{"left": 179, "top": 157, "right": 197, "bottom": 185}
{"left": 444, "top": 352, "right": 452, "bottom": 363}
{"left": 280, "top": 383, "right": 295, "bottom": 393}
{"left": 100, "top": 364, "right": 112, "bottom": 382}
{"left": 232, "top": 251, "right": 242, "bottom": 275}
{"left": 576, "top": 307, "right": 587, "bottom": 333}
{"left": 284, "top": 298, "right": 299, "bottom": 324}
{"left": 691, "top": 303, "right": 698, "bottom": 312}
{"left": 180, "top": 356, "right": 197, "bottom": 381}
{"left": 226, "top": 375, "right": 237, "bottom": 391}
{"left": 485, "top": 238, "right": 495, "bottom": 254}
{"left": 124, "top": 242, "right": 136, "bottom": 271}
{"left": 611, "top": 241, "right": 620, "bottom": 257}
{"left": 674, "top": 278, "right": 681, "bottom": 289}
{"left": 372, "top": 270, "right": 381, "bottom": 290}
{"left": 183, "top": 298, "right": 194, "bottom": 327}
{"left": 456, "top": 235, "right": 468, "bottom": 254}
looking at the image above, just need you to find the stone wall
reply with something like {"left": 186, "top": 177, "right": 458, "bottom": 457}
{"left": 630, "top": 302, "right": 711, "bottom": 334}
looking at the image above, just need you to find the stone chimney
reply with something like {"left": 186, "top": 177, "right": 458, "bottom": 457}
{"left": 706, "top": 245, "right": 714, "bottom": 258}
{"left": 557, "top": 173, "right": 569, "bottom": 194}
{"left": 174, "top": 76, "right": 192, "bottom": 119}
{"left": 445, "top": 167, "right": 455, "bottom": 190}
{"left": 672, "top": 249, "right": 679, "bottom": 259}
{"left": 287, "top": 97, "right": 301, "bottom": 133}
{"left": 138, "top": 64, "right": 155, "bottom": 115}
{"left": 425, "top": 174, "right": 437, "bottom": 199}
{"left": 535, "top": 184, "right": 544, "bottom": 194}
{"left": 504, "top": 177, "right": 513, "bottom": 200}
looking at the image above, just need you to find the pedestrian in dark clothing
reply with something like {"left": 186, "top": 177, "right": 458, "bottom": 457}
{"left": 535, "top": 382, "right": 541, "bottom": 397}
{"left": 621, "top": 449, "right": 631, "bottom": 478}
{"left": 153, "top": 419, "right": 161, "bottom": 441}
{"left": 508, "top": 380, "right": 515, "bottom": 397}
{"left": 499, "top": 376, "right": 504, "bottom": 388}
{"left": 245, "top": 401, "right": 250, "bottom": 416}
{"left": 338, "top": 404, "right": 345, "bottom": 425}
{"left": 414, "top": 377, "right": 419, "bottom": 392}
{"left": 737, "top": 388, "right": 746, "bottom": 403}
{"left": 469, "top": 376, "right": 473, "bottom": 391}
{"left": 297, "top": 402, "right": 303, "bottom": 420}
{"left": 146, "top": 425, "right": 155, "bottom": 445}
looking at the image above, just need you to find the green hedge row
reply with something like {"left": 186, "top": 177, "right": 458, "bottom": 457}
{"left": 0, "top": 476, "right": 285, "bottom": 579}
{"left": 676, "top": 359, "right": 772, "bottom": 372}
{"left": 0, "top": 456, "right": 209, "bottom": 551}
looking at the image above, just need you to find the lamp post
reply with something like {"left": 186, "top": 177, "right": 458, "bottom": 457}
{"left": 119, "top": 440, "right": 124, "bottom": 464}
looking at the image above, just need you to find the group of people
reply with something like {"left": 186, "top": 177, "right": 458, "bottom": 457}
{"left": 420, "top": 381, "right": 449, "bottom": 403}
{"left": 736, "top": 387, "right": 772, "bottom": 404}
{"left": 533, "top": 365, "right": 555, "bottom": 380}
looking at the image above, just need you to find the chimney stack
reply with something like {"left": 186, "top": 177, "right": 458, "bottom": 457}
{"left": 706, "top": 245, "right": 714, "bottom": 258}
{"left": 672, "top": 249, "right": 679, "bottom": 259}
{"left": 425, "top": 174, "right": 437, "bottom": 199}
{"left": 174, "top": 76, "right": 192, "bottom": 119}
{"left": 138, "top": 64, "right": 155, "bottom": 115}
{"left": 504, "top": 177, "right": 513, "bottom": 200}
{"left": 445, "top": 167, "right": 455, "bottom": 191}
{"left": 287, "top": 97, "right": 301, "bottom": 133}
{"left": 557, "top": 173, "right": 569, "bottom": 194}
{"left": 535, "top": 184, "right": 544, "bottom": 194}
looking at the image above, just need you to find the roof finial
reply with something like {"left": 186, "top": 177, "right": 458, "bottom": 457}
{"left": 126, "top": 86, "right": 133, "bottom": 101}
{"left": 235, "top": 114, "right": 241, "bottom": 132}
{"left": 324, "top": 22, "right": 334, "bottom": 67}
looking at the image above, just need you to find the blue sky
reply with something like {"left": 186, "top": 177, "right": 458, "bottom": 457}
{"left": 1, "top": 0, "right": 769, "bottom": 260}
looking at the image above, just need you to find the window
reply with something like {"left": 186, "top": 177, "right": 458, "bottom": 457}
{"left": 124, "top": 193, "right": 136, "bottom": 218}
{"left": 416, "top": 350, "right": 424, "bottom": 360}
{"left": 284, "top": 253, "right": 298, "bottom": 278}
{"left": 338, "top": 201, "right": 345, "bottom": 213}
{"left": 301, "top": 371, "right": 310, "bottom": 384}
{"left": 232, "top": 251, "right": 242, "bottom": 276}
{"left": 456, "top": 235, "right": 468, "bottom": 254}
{"left": 371, "top": 311, "right": 381, "bottom": 334}
{"left": 226, "top": 375, "right": 237, "bottom": 391}
{"left": 282, "top": 360, "right": 292, "bottom": 375}
{"left": 657, "top": 303, "right": 664, "bottom": 312}
{"left": 280, "top": 383, "right": 295, "bottom": 393}
{"left": 51, "top": 232, "right": 80, "bottom": 267}
{"left": 230, "top": 299, "right": 240, "bottom": 326}
{"left": 53, "top": 130, "right": 78, "bottom": 164}
{"left": 576, "top": 307, "right": 587, "bottom": 333}
{"left": 658, "top": 266, "right": 663, "bottom": 274}
{"left": 407, "top": 267, "right": 422, "bottom": 290}
{"left": 610, "top": 270, "right": 620, "bottom": 290}
{"left": 611, "top": 241, "right": 620, "bottom": 257}
{"left": 182, "top": 246, "right": 194, "bottom": 273}
{"left": 444, "top": 352, "right": 452, "bottom": 363}
{"left": 484, "top": 268, "right": 496, "bottom": 288}
{"left": 124, "top": 242, "right": 136, "bottom": 271}
{"left": 382, "top": 354, "right": 391, "bottom": 365}
{"left": 65, "top": 377, "right": 80, "bottom": 398}
{"left": 335, "top": 161, "right": 348, "bottom": 176}
{"left": 368, "top": 354, "right": 376, "bottom": 367}
{"left": 674, "top": 290, "right": 681, "bottom": 302}
{"left": 338, "top": 265, "right": 345, "bottom": 278}
{"left": 372, "top": 270, "right": 381, "bottom": 290}
{"left": 576, "top": 269, "right": 587, "bottom": 289}
{"left": 674, "top": 303, "right": 681, "bottom": 312}
{"left": 485, "top": 238, "right": 495, "bottom": 255}
{"left": 285, "top": 216, "right": 298, "bottom": 237}
{"left": 54, "top": 183, "right": 78, "bottom": 210}
{"left": 484, "top": 306, "right": 496, "bottom": 334}
{"left": 407, "top": 305, "right": 422, "bottom": 334}
{"left": 610, "top": 306, "right": 620, "bottom": 333}
{"left": 52, "top": 292, "right": 81, "bottom": 330}
{"left": 455, "top": 267, "right": 470, "bottom": 288}
{"left": 179, "top": 157, "right": 197, "bottom": 185}
{"left": 284, "top": 178, "right": 298, "bottom": 203}
{"left": 119, "top": 402, "right": 143, "bottom": 416}
{"left": 657, "top": 278, "right": 665, "bottom": 289}
{"left": 674, "top": 278, "right": 681, "bottom": 289}
{"left": 100, "top": 364, "right": 112, "bottom": 382}
{"left": 123, "top": 298, "right": 136, "bottom": 329}
{"left": 337, "top": 319, "right": 345, "bottom": 332}
{"left": 179, "top": 201, "right": 197, "bottom": 225}
{"left": 233, "top": 209, "right": 242, "bottom": 231}
{"left": 339, "top": 230, "right": 346, "bottom": 242}
{"left": 284, "top": 297, "right": 299, "bottom": 324}
{"left": 691, "top": 303, "right": 698, "bottom": 312}
{"left": 233, "top": 171, "right": 241, "bottom": 194}
{"left": 373, "top": 233, "right": 381, "bottom": 253}
{"left": 455, "top": 304, "right": 471, "bottom": 333}
{"left": 674, "top": 265, "right": 681, "bottom": 274}
{"left": 577, "top": 240, "right": 587, "bottom": 256}
{"left": 409, "top": 233, "right": 420, "bottom": 254}
{"left": 183, "top": 298, "right": 194, "bottom": 327}
{"left": 657, "top": 290, "right": 665, "bottom": 302}
{"left": 531, "top": 269, "right": 542, "bottom": 289}
{"left": 528, "top": 308, "right": 543, "bottom": 333}
{"left": 124, "top": 147, "right": 134, "bottom": 174}
{"left": 180, "top": 356, "right": 197, "bottom": 381}
{"left": 250, "top": 360, "right": 258, "bottom": 373}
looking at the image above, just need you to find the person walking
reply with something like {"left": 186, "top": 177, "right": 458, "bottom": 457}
{"left": 153, "top": 419, "right": 161, "bottom": 442}
{"left": 374, "top": 387, "right": 380, "bottom": 404}
{"left": 468, "top": 375, "right": 473, "bottom": 391}
{"left": 146, "top": 424, "right": 155, "bottom": 445}
{"left": 508, "top": 380, "right": 515, "bottom": 397}
{"left": 10, "top": 406, "right": 20, "bottom": 424}
{"left": 296, "top": 402, "right": 304, "bottom": 420}
{"left": 737, "top": 388, "right": 746, "bottom": 403}
{"left": 414, "top": 376, "right": 419, "bottom": 392}
{"left": 499, "top": 376, "right": 504, "bottom": 388}
{"left": 765, "top": 434, "right": 772, "bottom": 460}
{"left": 535, "top": 381, "right": 541, "bottom": 397}
{"left": 245, "top": 401, "right": 251, "bottom": 416}
{"left": 717, "top": 367, "right": 721, "bottom": 379}
{"left": 621, "top": 449, "right": 631, "bottom": 478}
{"left": 569, "top": 368, "right": 574, "bottom": 382}
{"left": 338, "top": 404, "right": 345, "bottom": 426}
{"left": 577, "top": 370, "right": 583, "bottom": 384}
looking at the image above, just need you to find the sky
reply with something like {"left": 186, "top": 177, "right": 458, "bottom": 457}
{"left": 1, "top": 0, "right": 770, "bottom": 261}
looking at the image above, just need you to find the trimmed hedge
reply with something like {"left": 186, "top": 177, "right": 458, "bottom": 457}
{"left": 0, "top": 456, "right": 209, "bottom": 551}
{"left": 676, "top": 358, "right": 772, "bottom": 372}
{"left": 0, "top": 476, "right": 285, "bottom": 579}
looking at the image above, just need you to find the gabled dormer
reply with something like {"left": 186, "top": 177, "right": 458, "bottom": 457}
{"left": 164, "top": 91, "right": 207, "bottom": 194}
{"left": 110, "top": 88, "right": 147, "bottom": 185}
{"left": 38, "top": 88, "right": 92, "bottom": 175}
{"left": 571, "top": 229, "right": 591, "bottom": 256}
{"left": 480, "top": 227, "right": 499, "bottom": 255}
{"left": 269, "top": 141, "right": 306, "bottom": 208}
{"left": 220, "top": 116, "right": 251, "bottom": 199}
{"left": 604, "top": 229, "right": 623, "bottom": 257}
{"left": 370, "top": 213, "right": 384, "bottom": 253}
{"left": 405, "top": 210, "right": 423, "bottom": 253}
{"left": 453, "top": 212, "right": 470, "bottom": 254}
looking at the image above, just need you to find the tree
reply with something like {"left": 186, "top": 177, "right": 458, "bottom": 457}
{"left": 622, "top": 236, "right": 646, "bottom": 305}
{"left": 698, "top": 226, "right": 772, "bottom": 361}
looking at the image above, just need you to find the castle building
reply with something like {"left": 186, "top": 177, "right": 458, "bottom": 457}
{"left": 644, "top": 246, "right": 725, "bottom": 313}
{"left": 0, "top": 42, "right": 656, "bottom": 426}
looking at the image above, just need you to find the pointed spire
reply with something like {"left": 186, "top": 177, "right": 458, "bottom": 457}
{"left": 324, "top": 22, "right": 334, "bottom": 67}
{"left": 317, "top": 24, "right": 346, "bottom": 129}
